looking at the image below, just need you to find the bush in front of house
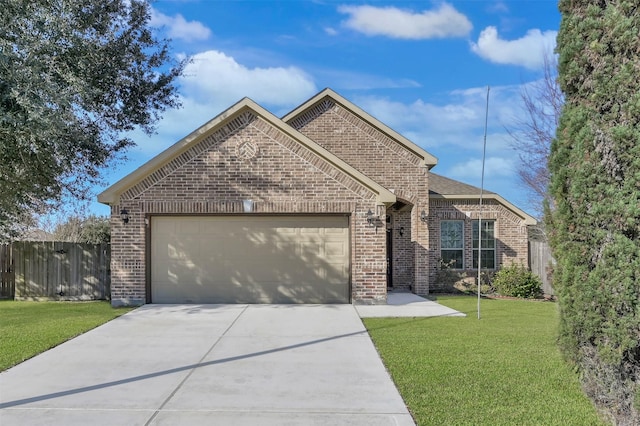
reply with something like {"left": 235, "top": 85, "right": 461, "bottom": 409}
{"left": 492, "top": 263, "right": 542, "bottom": 299}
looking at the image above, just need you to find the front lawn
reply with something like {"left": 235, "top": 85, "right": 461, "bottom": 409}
{"left": 364, "top": 296, "right": 605, "bottom": 426}
{"left": 0, "top": 300, "right": 132, "bottom": 371}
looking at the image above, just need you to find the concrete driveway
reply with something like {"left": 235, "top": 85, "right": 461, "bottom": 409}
{"left": 0, "top": 304, "right": 415, "bottom": 426}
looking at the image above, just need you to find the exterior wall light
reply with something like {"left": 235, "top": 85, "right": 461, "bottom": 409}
{"left": 366, "top": 209, "right": 375, "bottom": 226}
{"left": 120, "top": 209, "right": 129, "bottom": 224}
{"left": 420, "top": 210, "right": 427, "bottom": 222}
{"left": 366, "top": 208, "right": 383, "bottom": 229}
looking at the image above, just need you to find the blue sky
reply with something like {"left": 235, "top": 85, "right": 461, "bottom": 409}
{"left": 92, "top": 0, "right": 561, "bottom": 218}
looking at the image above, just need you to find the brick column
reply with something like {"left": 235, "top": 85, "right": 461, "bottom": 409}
{"left": 414, "top": 169, "right": 430, "bottom": 296}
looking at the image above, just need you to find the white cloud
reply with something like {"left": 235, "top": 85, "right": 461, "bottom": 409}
{"left": 471, "top": 26, "right": 557, "bottom": 69}
{"left": 150, "top": 9, "right": 211, "bottom": 42}
{"left": 324, "top": 27, "right": 338, "bottom": 36}
{"left": 315, "top": 68, "right": 420, "bottom": 91}
{"left": 354, "top": 84, "right": 524, "bottom": 150}
{"left": 181, "top": 50, "right": 317, "bottom": 107}
{"left": 338, "top": 3, "right": 472, "bottom": 39}
{"left": 352, "top": 86, "right": 537, "bottom": 210}
{"left": 130, "top": 50, "right": 317, "bottom": 154}
{"left": 449, "top": 157, "right": 515, "bottom": 179}
{"left": 487, "top": 1, "right": 509, "bottom": 14}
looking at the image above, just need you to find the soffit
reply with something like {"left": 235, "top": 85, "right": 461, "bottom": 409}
{"left": 429, "top": 173, "right": 536, "bottom": 225}
{"left": 97, "top": 98, "right": 395, "bottom": 206}
{"left": 282, "top": 88, "right": 438, "bottom": 169}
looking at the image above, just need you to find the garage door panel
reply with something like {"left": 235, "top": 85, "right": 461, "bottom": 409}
{"left": 152, "top": 281, "right": 348, "bottom": 305}
{"left": 275, "top": 241, "right": 298, "bottom": 256}
{"left": 325, "top": 241, "right": 346, "bottom": 257}
{"left": 326, "top": 263, "right": 350, "bottom": 283}
{"left": 151, "top": 216, "right": 350, "bottom": 304}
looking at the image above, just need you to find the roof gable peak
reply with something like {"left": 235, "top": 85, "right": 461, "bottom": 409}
{"left": 98, "top": 95, "right": 395, "bottom": 206}
{"left": 283, "top": 88, "right": 438, "bottom": 168}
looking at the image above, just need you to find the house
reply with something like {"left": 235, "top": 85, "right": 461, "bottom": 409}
{"left": 98, "top": 88, "right": 536, "bottom": 306}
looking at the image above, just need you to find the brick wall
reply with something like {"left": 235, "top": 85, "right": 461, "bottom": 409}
{"left": 287, "top": 98, "right": 430, "bottom": 294}
{"left": 428, "top": 198, "right": 530, "bottom": 292}
{"left": 388, "top": 209, "right": 414, "bottom": 290}
{"left": 110, "top": 110, "right": 388, "bottom": 306}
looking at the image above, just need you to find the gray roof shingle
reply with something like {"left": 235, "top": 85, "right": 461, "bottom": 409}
{"left": 428, "top": 172, "right": 496, "bottom": 196}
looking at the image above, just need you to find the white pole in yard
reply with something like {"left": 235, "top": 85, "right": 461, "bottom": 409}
{"left": 478, "top": 86, "right": 490, "bottom": 320}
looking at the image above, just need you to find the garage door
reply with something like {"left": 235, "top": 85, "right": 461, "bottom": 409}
{"left": 151, "top": 216, "right": 350, "bottom": 304}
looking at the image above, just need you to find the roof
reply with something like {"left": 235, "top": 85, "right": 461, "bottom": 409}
{"left": 429, "top": 173, "right": 496, "bottom": 196}
{"left": 429, "top": 173, "right": 537, "bottom": 225}
{"left": 282, "top": 88, "right": 438, "bottom": 169}
{"left": 98, "top": 97, "right": 396, "bottom": 206}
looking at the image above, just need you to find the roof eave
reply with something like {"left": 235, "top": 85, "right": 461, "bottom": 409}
{"left": 429, "top": 193, "right": 537, "bottom": 226}
{"left": 98, "top": 97, "right": 396, "bottom": 207}
{"left": 98, "top": 97, "right": 256, "bottom": 205}
{"left": 283, "top": 88, "right": 438, "bottom": 167}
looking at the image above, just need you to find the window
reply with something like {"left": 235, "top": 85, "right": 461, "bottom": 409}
{"left": 473, "top": 220, "right": 495, "bottom": 269}
{"left": 441, "top": 221, "right": 464, "bottom": 269}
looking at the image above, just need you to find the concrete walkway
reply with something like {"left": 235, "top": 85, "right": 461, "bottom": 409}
{"left": 0, "top": 304, "right": 416, "bottom": 426}
{"left": 356, "top": 291, "right": 466, "bottom": 318}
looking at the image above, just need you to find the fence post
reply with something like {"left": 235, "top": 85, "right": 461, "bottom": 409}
{"left": 0, "top": 243, "right": 15, "bottom": 299}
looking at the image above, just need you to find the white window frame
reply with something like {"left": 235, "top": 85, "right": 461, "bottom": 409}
{"left": 473, "top": 220, "right": 496, "bottom": 269}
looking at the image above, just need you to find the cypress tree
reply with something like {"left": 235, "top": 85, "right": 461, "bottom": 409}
{"left": 549, "top": 1, "right": 640, "bottom": 422}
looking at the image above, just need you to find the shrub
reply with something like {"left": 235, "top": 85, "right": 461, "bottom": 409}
{"left": 493, "top": 263, "right": 542, "bottom": 299}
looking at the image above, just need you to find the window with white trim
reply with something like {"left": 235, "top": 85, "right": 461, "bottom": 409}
{"left": 473, "top": 220, "right": 495, "bottom": 269}
{"left": 440, "top": 220, "right": 464, "bottom": 269}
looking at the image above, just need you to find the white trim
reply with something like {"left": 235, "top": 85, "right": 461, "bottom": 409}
{"left": 429, "top": 193, "right": 537, "bottom": 226}
{"left": 283, "top": 88, "right": 438, "bottom": 168}
{"left": 98, "top": 97, "right": 396, "bottom": 206}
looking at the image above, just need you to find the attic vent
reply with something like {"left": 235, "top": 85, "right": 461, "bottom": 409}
{"left": 228, "top": 112, "right": 255, "bottom": 132}
{"left": 288, "top": 98, "right": 335, "bottom": 129}
{"left": 320, "top": 98, "right": 334, "bottom": 111}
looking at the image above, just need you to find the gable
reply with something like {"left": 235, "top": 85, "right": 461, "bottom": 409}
{"left": 283, "top": 90, "right": 436, "bottom": 203}
{"left": 283, "top": 88, "right": 437, "bottom": 168}
{"left": 428, "top": 173, "right": 536, "bottom": 225}
{"left": 98, "top": 98, "right": 395, "bottom": 206}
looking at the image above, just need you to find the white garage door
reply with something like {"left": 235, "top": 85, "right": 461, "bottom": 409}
{"left": 151, "top": 216, "right": 350, "bottom": 303}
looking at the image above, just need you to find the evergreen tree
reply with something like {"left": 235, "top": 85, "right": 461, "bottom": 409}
{"left": 549, "top": 1, "right": 640, "bottom": 422}
{"left": 0, "top": 0, "right": 183, "bottom": 238}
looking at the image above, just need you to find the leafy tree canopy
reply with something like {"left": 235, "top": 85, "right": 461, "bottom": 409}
{"left": 53, "top": 215, "right": 110, "bottom": 244}
{"left": 0, "top": 0, "right": 183, "bottom": 238}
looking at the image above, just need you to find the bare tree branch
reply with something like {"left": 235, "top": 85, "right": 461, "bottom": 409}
{"left": 507, "top": 53, "right": 564, "bottom": 219}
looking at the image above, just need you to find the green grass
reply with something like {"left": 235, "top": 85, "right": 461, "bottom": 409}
{"left": 0, "top": 300, "right": 133, "bottom": 371}
{"left": 364, "top": 296, "right": 606, "bottom": 426}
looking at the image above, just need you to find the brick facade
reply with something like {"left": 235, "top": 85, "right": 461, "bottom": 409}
{"left": 109, "top": 110, "right": 388, "bottom": 306}
{"left": 103, "top": 89, "right": 533, "bottom": 306}
{"left": 428, "top": 198, "right": 530, "bottom": 292}
{"left": 287, "top": 98, "right": 430, "bottom": 295}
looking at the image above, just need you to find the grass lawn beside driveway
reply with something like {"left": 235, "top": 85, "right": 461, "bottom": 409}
{"left": 0, "top": 300, "right": 132, "bottom": 371}
{"left": 364, "top": 296, "right": 606, "bottom": 426}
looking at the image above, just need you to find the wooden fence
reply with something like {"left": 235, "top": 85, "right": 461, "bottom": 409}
{"left": 0, "top": 242, "right": 110, "bottom": 300}
{"left": 1, "top": 244, "right": 13, "bottom": 299}
{"left": 529, "top": 240, "right": 555, "bottom": 295}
